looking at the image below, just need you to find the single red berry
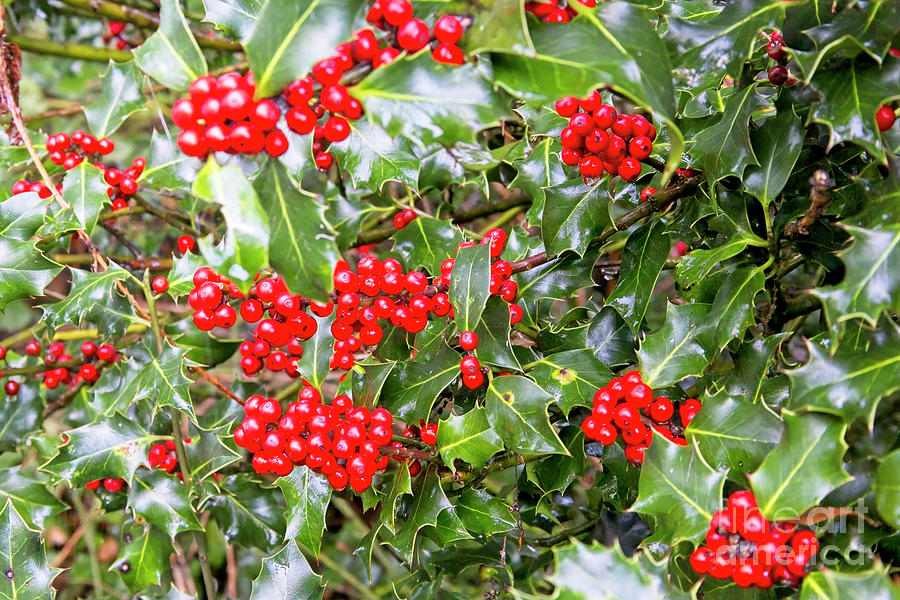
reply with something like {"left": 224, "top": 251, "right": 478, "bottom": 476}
{"left": 383, "top": 0, "right": 414, "bottom": 26}
{"left": 569, "top": 112, "right": 593, "bottom": 136}
{"left": 459, "top": 331, "right": 478, "bottom": 351}
{"left": 689, "top": 548, "right": 712, "bottom": 575}
{"left": 5, "top": 381, "right": 19, "bottom": 396}
{"left": 555, "top": 96, "right": 579, "bottom": 118}
{"left": 374, "top": 47, "right": 401, "bottom": 69}
{"left": 432, "top": 43, "right": 464, "bottom": 65}
{"left": 397, "top": 18, "right": 430, "bottom": 52}
{"left": 97, "top": 344, "right": 117, "bottom": 362}
{"left": 767, "top": 65, "right": 788, "bottom": 85}
{"left": 433, "top": 15, "right": 463, "bottom": 44}
{"left": 25, "top": 340, "right": 41, "bottom": 356}
{"left": 593, "top": 104, "right": 617, "bottom": 129}
{"left": 315, "top": 152, "right": 334, "bottom": 171}
{"left": 640, "top": 186, "right": 656, "bottom": 203}
{"left": 618, "top": 157, "right": 641, "bottom": 181}
{"left": 151, "top": 276, "right": 169, "bottom": 294}
{"left": 649, "top": 397, "right": 673, "bottom": 422}
{"left": 876, "top": 104, "right": 896, "bottom": 132}
{"left": 679, "top": 398, "right": 701, "bottom": 426}
{"left": 177, "top": 235, "right": 196, "bottom": 254}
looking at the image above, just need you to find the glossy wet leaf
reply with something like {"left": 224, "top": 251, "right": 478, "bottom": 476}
{"left": 330, "top": 119, "right": 421, "bottom": 190}
{"left": 637, "top": 302, "right": 714, "bottom": 388}
{"left": 605, "top": 221, "right": 670, "bottom": 333}
{"left": 0, "top": 380, "right": 45, "bottom": 448}
{"left": 249, "top": 539, "right": 323, "bottom": 600}
{"left": 202, "top": 0, "right": 262, "bottom": 40}
{"left": 485, "top": 375, "right": 568, "bottom": 456}
{"left": 436, "top": 407, "right": 503, "bottom": 470}
{"left": 744, "top": 107, "right": 804, "bottom": 208}
{"left": 800, "top": 564, "right": 900, "bottom": 600}
{"left": 111, "top": 525, "right": 171, "bottom": 593}
{"left": 528, "top": 349, "right": 612, "bottom": 415}
{"left": 380, "top": 341, "right": 459, "bottom": 422}
{"left": 0, "top": 237, "right": 60, "bottom": 312}
{"left": 450, "top": 244, "right": 492, "bottom": 333}
{"left": 127, "top": 469, "right": 203, "bottom": 540}
{"left": 392, "top": 215, "right": 464, "bottom": 276}
{"left": 0, "top": 499, "right": 59, "bottom": 600}
{"left": 750, "top": 411, "right": 851, "bottom": 520}
{"left": 708, "top": 266, "right": 765, "bottom": 349}
{"left": 541, "top": 179, "right": 614, "bottom": 257}
{"left": 455, "top": 488, "right": 515, "bottom": 536}
{"left": 83, "top": 60, "right": 146, "bottom": 138}
{"left": 42, "top": 262, "right": 138, "bottom": 338}
{"left": 0, "top": 467, "right": 67, "bottom": 529}
{"left": 874, "top": 450, "right": 900, "bottom": 530}
{"left": 206, "top": 473, "right": 286, "bottom": 550}
{"left": 276, "top": 466, "right": 331, "bottom": 557}
{"left": 133, "top": 0, "right": 207, "bottom": 91}
{"left": 387, "top": 470, "right": 457, "bottom": 563}
{"left": 61, "top": 161, "right": 108, "bottom": 236}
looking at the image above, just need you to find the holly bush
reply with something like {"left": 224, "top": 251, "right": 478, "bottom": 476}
{"left": 0, "top": 0, "right": 899, "bottom": 598}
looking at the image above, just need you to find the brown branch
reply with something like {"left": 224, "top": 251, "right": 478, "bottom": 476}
{"left": 784, "top": 169, "right": 833, "bottom": 237}
{"left": 188, "top": 365, "right": 244, "bottom": 405}
{"left": 380, "top": 445, "right": 437, "bottom": 461}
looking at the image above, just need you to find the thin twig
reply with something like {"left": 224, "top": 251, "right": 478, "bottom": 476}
{"left": 188, "top": 365, "right": 245, "bottom": 405}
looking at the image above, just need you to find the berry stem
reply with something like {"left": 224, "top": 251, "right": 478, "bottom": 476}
{"left": 380, "top": 445, "right": 437, "bottom": 461}
{"left": 188, "top": 365, "right": 245, "bottom": 406}
{"left": 131, "top": 194, "right": 206, "bottom": 237}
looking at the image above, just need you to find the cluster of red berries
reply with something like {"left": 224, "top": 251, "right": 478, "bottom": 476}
{"left": 0, "top": 340, "right": 118, "bottom": 396}
{"left": 766, "top": 31, "right": 791, "bottom": 86}
{"left": 173, "top": 2, "right": 468, "bottom": 170}
{"left": 12, "top": 132, "right": 145, "bottom": 211}
{"left": 102, "top": 21, "right": 130, "bottom": 50}
{"left": 580, "top": 370, "right": 699, "bottom": 465}
{"left": 85, "top": 477, "right": 126, "bottom": 493}
{"left": 876, "top": 104, "right": 896, "bottom": 132}
{"left": 147, "top": 440, "right": 180, "bottom": 475}
{"left": 366, "top": 1, "right": 467, "bottom": 66}
{"left": 174, "top": 72, "right": 288, "bottom": 159}
{"left": 524, "top": 0, "right": 596, "bottom": 22}
{"left": 388, "top": 420, "right": 438, "bottom": 476}
{"left": 233, "top": 388, "right": 395, "bottom": 492}
{"left": 186, "top": 267, "right": 244, "bottom": 332}
{"left": 690, "top": 490, "right": 818, "bottom": 589}
{"left": 555, "top": 91, "right": 657, "bottom": 182}
{"left": 393, "top": 208, "right": 418, "bottom": 229}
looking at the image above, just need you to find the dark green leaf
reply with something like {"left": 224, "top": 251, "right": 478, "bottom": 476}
{"left": 485, "top": 375, "right": 568, "bottom": 456}
{"left": 744, "top": 107, "right": 804, "bottom": 208}
{"left": 527, "top": 426, "right": 589, "bottom": 496}
{"left": 387, "top": 470, "right": 457, "bottom": 563}
{"left": 380, "top": 340, "right": 459, "bottom": 422}
{"left": 687, "top": 388, "right": 783, "bottom": 471}
{"left": 41, "top": 413, "right": 166, "bottom": 486}
{"left": 276, "top": 466, "right": 332, "bottom": 557}
{"left": 455, "top": 488, "right": 515, "bottom": 536}
{"left": 462, "top": 0, "right": 529, "bottom": 54}
{"left": 874, "top": 450, "right": 900, "bottom": 530}
{"left": 541, "top": 179, "right": 614, "bottom": 257}
{"left": 61, "top": 161, "right": 108, "bottom": 236}
{"left": 450, "top": 244, "right": 492, "bottom": 333}
{"left": 675, "top": 235, "right": 762, "bottom": 288}
{"left": 392, "top": 216, "right": 464, "bottom": 275}
{"left": 473, "top": 296, "right": 519, "bottom": 370}
{"left": 193, "top": 159, "right": 269, "bottom": 288}
{"left": 799, "top": 564, "right": 900, "bottom": 600}
{"left": 355, "top": 53, "right": 510, "bottom": 146}
{"left": 0, "top": 499, "right": 59, "bottom": 600}
{"left": 42, "top": 263, "right": 138, "bottom": 338}
{"left": 139, "top": 131, "right": 198, "bottom": 192}
{"left": 515, "top": 250, "right": 597, "bottom": 305}
{"left": 330, "top": 120, "right": 421, "bottom": 190}
{"left": 637, "top": 302, "right": 714, "bottom": 388}
{"left": 246, "top": 0, "right": 364, "bottom": 98}
{"left": 585, "top": 306, "right": 636, "bottom": 367}
{"left": 128, "top": 469, "right": 203, "bottom": 540}
{"left": 296, "top": 314, "right": 334, "bottom": 390}
{"left": 0, "top": 192, "right": 50, "bottom": 240}
{"left": 631, "top": 439, "right": 725, "bottom": 545}
{"left": 750, "top": 411, "right": 851, "bottom": 520}
{"left": 205, "top": 473, "right": 285, "bottom": 549}
{"left": 0, "top": 467, "right": 67, "bottom": 529}
{"left": 202, "top": 0, "right": 262, "bottom": 40}
{"left": 83, "top": 60, "right": 146, "bottom": 138}
{"left": 133, "top": 0, "right": 207, "bottom": 91}
{"left": 185, "top": 424, "right": 240, "bottom": 482}
{"left": 436, "top": 407, "right": 503, "bottom": 470}
{"left": 0, "top": 380, "right": 45, "bottom": 448}
{"left": 813, "top": 225, "right": 900, "bottom": 334}
{"left": 254, "top": 160, "right": 339, "bottom": 301}
{"left": 708, "top": 266, "right": 765, "bottom": 349}
{"left": 111, "top": 525, "right": 171, "bottom": 593}
{"left": 605, "top": 221, "right": 670, "bottom": 332}
{"left": 528, "top": 349, "right": 612, "bottom": 415}
{"left": 509, "top": 138, "right": 567, "bottom": 217}
{"left": 689, "top": 84, "right": 768, "bottom": 182}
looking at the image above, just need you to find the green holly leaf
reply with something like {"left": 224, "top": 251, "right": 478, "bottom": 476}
{"left": 0, "top": 498, "right": 61, "bottom": 600}
{"left": 330, "top": 119, "right": 421, "bottom": 191}
{"left": 168, "top": 321, "right": 240, "bottom": 367}
{"left": 355, "top": 53, "right": 510, "bottom": 146}
{"left": 637, "top": 302, "right": 714, "bottom": 388}
{"left": 690, "top": 84, "right": 768, "bottom": 182}
{"left": 205, "top": 474, "right": 285, "bottom": 550}
{"left": 296, "top": 314, "right": 334, "bottom": 390}
{"left": 687, "top": 388, "right": 783, "bottom": 471}
{"left": 83, "top": 60, "right": 146, "bottom": 138}
{"left": 392, "top": 215, "right": 464, "bottom": 276}
{"left": 202, "top": 0, "right": 262, "bottom": 40}
{"left": 60, "top": 161, "right": 108, "bottom": 236}
{"left": 549, "top": 541, "right": 685, "bottom": 600}
{"left": 133, "top": 0, "right": 207, "bottom": 91}
{"left": 193, "top": 159, "right": 269, "bottom": 288}
{"left": 708, "top": 266, "right": 766, "bottom": 349}
{"left": 800, "top": 564, "right": 900, "bottom": 600}
{"left": 41, "top": 413, "right": 165, "bottom": 486}
{"left": 0, "top": 192, "right": 50, "bottom": 241}
{"left": 675, "top": 234, "right": 762, "bottom": 289}
{"left": 0, "top": 467, "right": 67, "bottom": 529}
{"left": 166, "top": 250, "right": 207, "bottom": 299}
{"left": 388, "top": 470, "right": 458, "bottom": 563}
{"left": 111, "top": 525, "right": 171, "bottom": 593}
{"left": 254, "top": 160, "right": 339, "bottom": 302}
{"left": 485, "top": 375, "right": 568, "bottom": 456}
{"left": 42, "top": 263, "right": 138, "bottom": 338}
{"left": 379, "top": 462, "right": 412, "bottom": 534}
{"left": 605, "top": 221, "right": 670, "bottom": 333}
{"left": 528, "top": 426, "right": 590, "bottom": 497}
{"left": 454, "top": 488, "right": 515, "bottom": 536}
{"left": 744, "top": 107, "right": 804, "bottom": 208}
{"left": 246, "top": 0, "right": 364, "bottom": 98}
{"left": 462, "top": 0, "right": 529, "bottom": 54}
{"left": 450, "top": 244, "right": 492, "bottom": 333}
{"left": 514, "top": 251, "right": 597, "bottom": 306}
{"left": 808, "top": 59, "right": 900, "bottom": 162}
{"left": 436, "top": 407, "right": 503, "bottom": 470}
{"left": 250, "top": 540, "right": 323, "bottom": 600}
{"left": 380, "top": 341, "right": 459, "bottom": 421}
{"left": 631, "top": 439, "right": 725, "bottom": 545}
{"left": 184, "top": 424, "right": 240, "bottom": 483}
{"left": 276, "top": 466, "right": 332, "bottom": 557}
{"left": 719, "top": 335, "right": 785, "bottom": 404}
{"left": 750, "top": 411, "right": 851, "bottom": 520}
{"left": 0, "top": 378, "right": 46, "bottom": 448}
{"left": 667, "top": 0, "right": 789, "bottom": 81}
{"left": 528, "top": 349, "right": 612, "bottom": 416}
{"left": 874, "top": 450, "right": 900, "bottom": 530}
{"left": 540, "top": 179, "right": 614, "bottom": 257}
{"left": 813, "top": 225, "right": 900, "bottom": 335}
{"left": 793, "top": 1, "right": 900, "bottom": 82}
{"left": 788, "top": 321, "right": 900, "bottom": 427}
{"left": 585, "top": 306, "right": 636, "bottom": 367}
{"left": 139, "top": 130, "right": 198, "bottom": 192}
{"left": 127, "top": 469, "right": 203, "bottom": 540}
{"left": 509, "top": 138, "right": 567, "bottom": 216}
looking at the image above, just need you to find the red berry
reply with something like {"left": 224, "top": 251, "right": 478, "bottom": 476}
{"left": 324, "top": 116, "right": 351, "bottom": 142}
{"left": 555, "top": 96, "right": 579, "bottom": 117}
{"left": 679, "top": 398, "right": 701, "bottom": 426}
{"left": 640, "top": 186, "right": 656, "bottom": 203}
{"left": 767, "top": 65, "right": 788, "bottom": 85}
{"left": 177, "top": 235, "right": 196, "bottom": 254}
{"left": 433, "top": 15, "right": 463, "bottom": 44}
{"left": 5, "top": 381, "right": 19, "bottom": 396}
{"left": 373, "top": 47, "right": 401, "bottom": 69}
{"left": 25, "top": 340, "right": 41, "bottom": 356}
{"left": 151, "top": 276, "right": 168, "bottom": 294}
{"left": 315, "top": 152, "right": 335, "bottom": 171}
{"left": 593, "top": 104, "right": 617, "bottom": 129}
{"left": 459, "top": 331, "right": 478, "bottom": 351}
{"left": 432, "top": 43, "right": 464, "bottom": 65}
{"left": 569, "top": 113, "right": 593, "bottom": 136}
{"left": 617, "top": 157, "right": 641, "bottom": 181}
{"left": 397, "top": 18, "right": 430, "bottom": 52}
{"left": 876, "top": 104, "right": 896, "bottom": 132}
{"left": 689, "top": 547, "right": 712, "bottom": 575}
{"left": 383, "top": 0, "right": 413, "bottom": 26}
{"left": 649, "top": 397, "right": 673, "bottom": 422}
